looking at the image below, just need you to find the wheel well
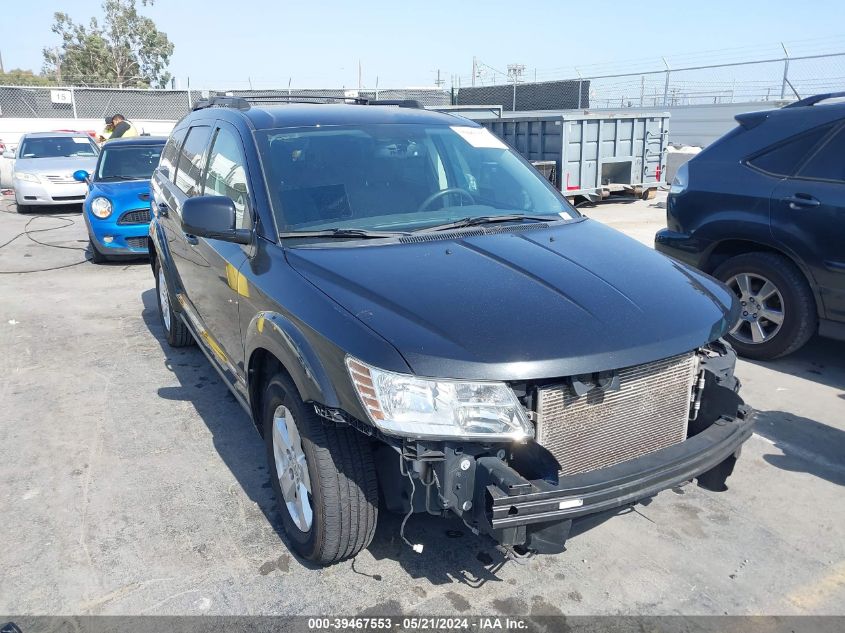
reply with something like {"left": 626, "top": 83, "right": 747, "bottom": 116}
{"left": 704, "top": 239, "right": 821, "bottom": 315}
{"left": 703, "top": 239, "right": 788, "bottom": 275}
{"left": 247, "top": 348, "right": 294, "bottom": 437}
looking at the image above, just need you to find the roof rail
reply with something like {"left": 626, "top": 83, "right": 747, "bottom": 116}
{"left": 783, "top": 91, "right": 845, "bottom": 108}
{"left": 192, "top": 93, "right": 423, "bottom": 111}
{"left": 366, "top": 99, "right": 424, "bottom": 109}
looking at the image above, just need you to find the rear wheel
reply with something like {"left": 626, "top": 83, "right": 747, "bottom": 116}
{"left": 713, "top": 252, "right": 815, "bottom": 360}
{"left": 263, "top": 373, "right": 378, "bottom": 564}
{"left": 155, "top": 259, "right": 193, "bottom": 347}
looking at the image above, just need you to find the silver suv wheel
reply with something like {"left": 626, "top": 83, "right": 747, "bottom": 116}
{"left": 725, "top": 272, "right": 785, "bottom": 344}
{"left": 272, "top": 405, "right": 313, "bottom": 532}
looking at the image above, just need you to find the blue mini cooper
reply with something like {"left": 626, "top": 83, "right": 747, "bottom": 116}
{"left": 74, "top": 136, "right": 166, "bottom": 263}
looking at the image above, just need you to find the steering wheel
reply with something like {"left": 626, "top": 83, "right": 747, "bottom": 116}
{"left": 417, "top": 187, "right": 476, "bottom": 212}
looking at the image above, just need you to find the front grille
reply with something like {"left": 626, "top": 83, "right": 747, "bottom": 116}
{"left": 44, "top": 174, "right": 78, "bottom": 184}
{"left": 535, "top": 353, "right": 698, "bottom": 476}
{"left": 125, "top": 236, "right": 148, "bottom": 249}
{"left": 118, "top": 208, "right": 151, "bottom": 225}
{"left": 51, "top": 195, "right": 85, "bottom": 201}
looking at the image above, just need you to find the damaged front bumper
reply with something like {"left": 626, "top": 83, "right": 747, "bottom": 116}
{"left": 472, "top": 407, "right": 752, "bottom": 552}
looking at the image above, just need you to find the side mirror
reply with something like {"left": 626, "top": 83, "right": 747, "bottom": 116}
{"left": 73, "top": 169, "right": 89, "bottom": 182}
{"left": 2, "top": 150, "right": 14, "bottom": 159}
{"left": 181, "top": 195, "right": 250, "bottom": 244}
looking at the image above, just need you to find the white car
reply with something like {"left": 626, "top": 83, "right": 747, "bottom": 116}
{"left": 4, "top": 132, "right": 99, "bottom": 212}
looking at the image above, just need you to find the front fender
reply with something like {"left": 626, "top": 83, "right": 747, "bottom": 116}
{"left": 244, "top": 311, "right": 340, "bottom": 409}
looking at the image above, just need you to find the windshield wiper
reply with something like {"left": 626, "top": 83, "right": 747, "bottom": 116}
{"left": 415, "top": 214, "right": 558, "bottom": 233}
{"left": 99, "top": 175, "right": 141, "bottom": 181}
{"left": 279, "top": 228, "right": 409, "bottom": 239}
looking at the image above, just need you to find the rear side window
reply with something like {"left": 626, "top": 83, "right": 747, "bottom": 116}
{"left": 203, "top": 127, "right": 252, "bottom": 229}
{"left": 747, "top": 125, "right": 831, "bottom": 177}
{"left": 796, "top": 124, "right": 845, "bottom": 183}
{"left": 175, "top": 125, "right": 212, "bottom": 196}
{"left": 160, "top": 127, "right": 187, "bottom": 179}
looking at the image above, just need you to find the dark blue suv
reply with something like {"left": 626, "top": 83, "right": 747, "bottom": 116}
{"left": 657, "top": 92, "right": 845, "bottom": 360}
{"left": 149, "top": 96, "right": 751, "bottom": 564}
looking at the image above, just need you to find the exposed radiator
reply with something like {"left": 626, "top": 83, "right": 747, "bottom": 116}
{"left": 535, "top": 353, "right": 698, "bottom": 476}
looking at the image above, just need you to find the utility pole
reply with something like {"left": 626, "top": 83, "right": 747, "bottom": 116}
{"left": 0, "top": 49, "right": 4, "bottom": 74}
{"left": 358, "top": 59, "right": 362, "bottom": 92}
{"left": 434, "top": 69, "right": 445, "bottom": 89}
{"left": 507, "top": 63, "right": 525, "bottom": 111}
{"left": 472, "top": 56, "right": 477, "bottom": 87}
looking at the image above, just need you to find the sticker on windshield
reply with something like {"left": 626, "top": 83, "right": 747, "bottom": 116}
{"left": 559, "top": 211, "right": 573, "bottom": 220}
{"left": 450, "top": 126, "right": 507, "bottom": 149}
{"left": 72, "top": 137, "right": 90, "bottom": 144}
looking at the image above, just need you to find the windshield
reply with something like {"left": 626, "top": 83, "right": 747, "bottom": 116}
{"left": 255, "top": 123, "right": 576, "bottom": 234}
{"left": 95, "top": 144, "right": 164, "bottom": 181}
{"left": 19, "top": 136, "right": 98, "bottom": 159}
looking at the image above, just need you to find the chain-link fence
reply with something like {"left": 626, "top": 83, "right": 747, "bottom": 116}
{"left": 1, "top": 51, "right": 843, "bottom": 119}
{"left": 454, "top": 51, "right": 845, "bottom": 111}
{"left": 0, "top": 85, "right": 451, "bottom": 120}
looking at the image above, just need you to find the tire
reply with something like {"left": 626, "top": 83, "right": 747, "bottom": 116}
{"left": 89, "top": 239, "right": 108, "bottom": 264}
{"left": 15, "top": 203, "right": 31, "bottom": 214}
{"left": 263, "top": 373, "right": 378, "bottom": 564}
{"left": 713, "top": 252, "right": 816, "bottom": 360}
{"left": 154, "top": 258, "right": 193, "bottom": 347}
{"left": 642, "top": 188, "right": 657, "bottom": 201}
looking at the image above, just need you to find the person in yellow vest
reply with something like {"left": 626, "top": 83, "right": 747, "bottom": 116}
{"left": 109, "top": 114, "right": 139, "bottom": 139}
{"left": 97, "top": 116, "right": 114, "bottom": 144}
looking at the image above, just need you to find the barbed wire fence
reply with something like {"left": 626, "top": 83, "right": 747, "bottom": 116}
{"left": 1, "top": 51, "right": 843, "bottom": 120}
{"left": 455, "top": 51, "right": 845, "bottom": 111}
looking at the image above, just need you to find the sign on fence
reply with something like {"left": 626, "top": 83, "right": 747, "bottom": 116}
{"left": 50, "top": 89, "right": 73, "bottom": 105}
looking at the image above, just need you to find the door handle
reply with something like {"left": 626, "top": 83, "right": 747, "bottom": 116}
{"left": 157, "top": 202, "right": 170, "bottom": 217}
{"left": 783, "top": 194, "right": 820, "bottom": 209}
{"left": 183, "top": 232, "right": 199, "bottom": 246}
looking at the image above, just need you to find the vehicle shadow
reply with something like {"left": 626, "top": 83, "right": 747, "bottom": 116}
{"left": 139, "top": 288, "right": 324, "bottom": 572}
{"left": 751, "top": 410, "right": 845, "bottom": 487}
{"left": 139, "top": 287, "right": 615, "bottom": 584}
{"left": 743, "top": 335, "right": 845, "bottom": 392}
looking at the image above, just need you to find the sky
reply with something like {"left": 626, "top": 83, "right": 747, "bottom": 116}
{"left": 1, "top": 0, "right": 844, "bottom": 89}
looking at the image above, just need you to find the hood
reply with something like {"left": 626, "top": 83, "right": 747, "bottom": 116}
{"left": 89, "top": 179, "right": 151, "bottom": 204}
{"left": 287, "top": 219, "right": 737, "bottom": 381}
{"left": 14, "top": 156, "right": 98, "bottom": 174}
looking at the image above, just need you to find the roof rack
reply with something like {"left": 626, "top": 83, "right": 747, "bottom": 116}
{"left": 783, "top": 91, "right": 845, "bottom": 108}
{"left": 192, "top": 94, "right": 423, "bottom": 111}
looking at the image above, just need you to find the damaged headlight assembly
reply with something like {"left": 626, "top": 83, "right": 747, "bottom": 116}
{"left": 346, "top": 356, "right": 534, "bottom": 440}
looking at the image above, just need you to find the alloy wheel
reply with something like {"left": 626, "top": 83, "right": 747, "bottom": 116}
{"left": 725, "top": 272, "right": 785, "bottom": 345}
{"left": 158, "top": 266, "right": 171, "bottom": 332}
{"left": 272, "top": 405, "right": 313, "bottom": 532}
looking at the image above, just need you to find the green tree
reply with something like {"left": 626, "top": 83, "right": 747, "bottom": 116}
{"left": 0, "top": 69, "right": 56, "bottom": 86}
{"left": 42, "top": 0, "right": 174, "bottom": 88}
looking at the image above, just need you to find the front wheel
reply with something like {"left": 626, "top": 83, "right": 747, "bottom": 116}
{"left": 713, "top": 252, "right": 816, "bottom": 360}
{"left": 263, "top": 373, "right": 378, "bottom": 564}
{"left": 89, "top": 239, "right": 108, "bottom": 264}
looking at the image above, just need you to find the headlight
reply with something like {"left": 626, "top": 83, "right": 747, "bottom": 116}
{"left": 346, "top": 357, "right": 534, "bottom": 440}
{"left": 90, "top": 196, "right": 112, "bottom": 219}
{"left": 14, "top": 172, "right": 40, "bottom": 183}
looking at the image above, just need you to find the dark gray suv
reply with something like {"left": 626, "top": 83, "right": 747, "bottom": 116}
{"left": 149, "top": 95, "right": 751, "bottom": 565}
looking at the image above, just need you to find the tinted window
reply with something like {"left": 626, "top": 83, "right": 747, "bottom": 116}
{"left": 175, "top": 126, "right": 212, "bottom": 196}
{"left": 796, "top": 125, "right": 845, "bottom": 183}
{"left": 160, "top": 127, "right": 187, "bottom": 179}
{"left": 96, "top": 144, "right": 164, "bottom": 181}
{"left": 203, "top": 127, "right": 251, "bottom": 229}
{"left": 19, "top": 136, "right": 98, "bottom": 158}
{"left": 256, "top": 124, "right": 572, "bottom": 232}
{"left": 748, "top": 126, "right": 831, "bottom": 177}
